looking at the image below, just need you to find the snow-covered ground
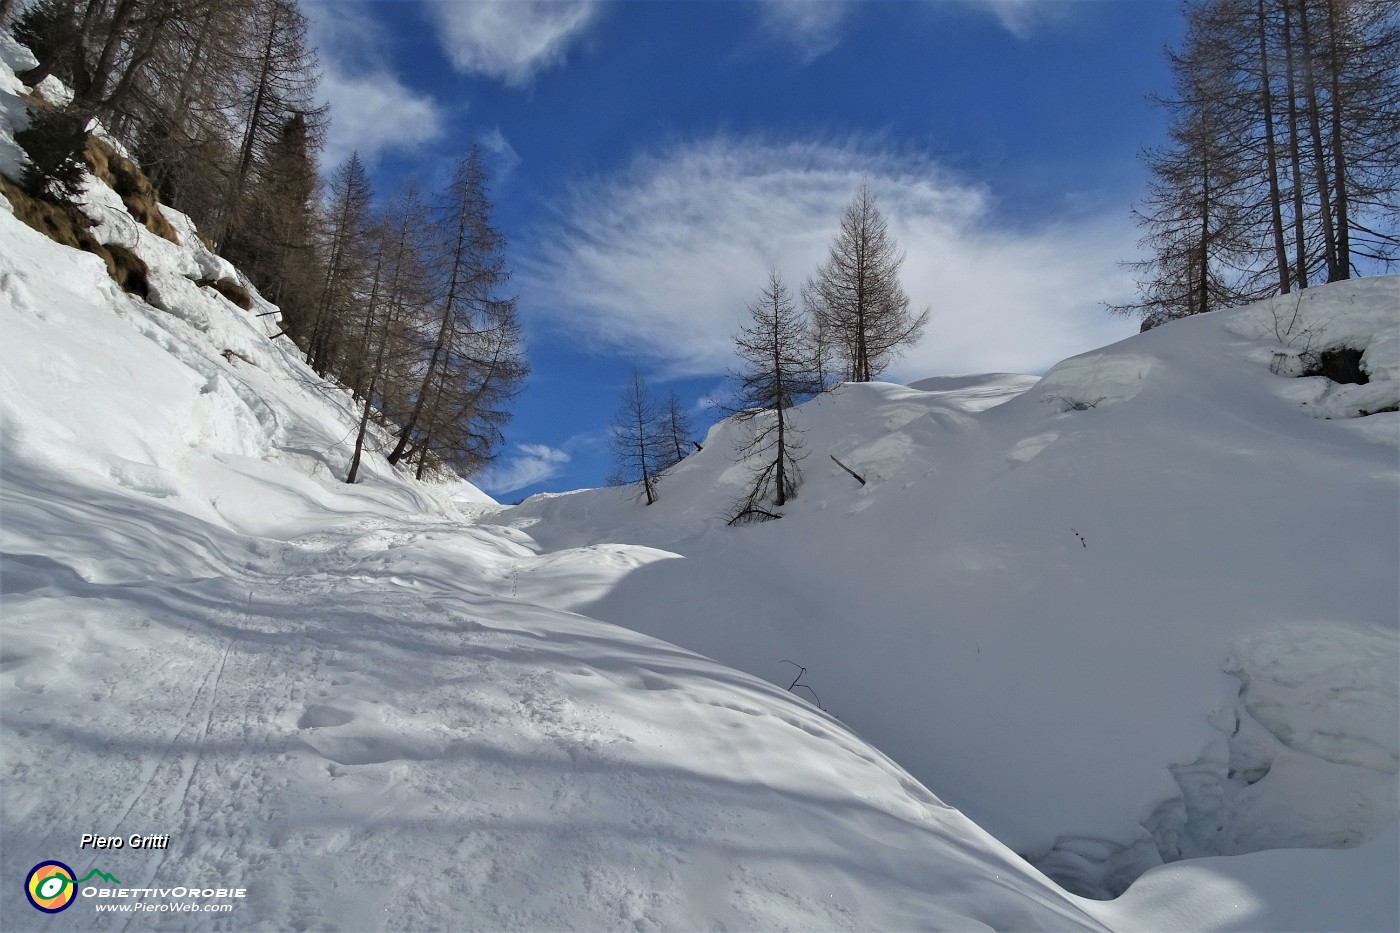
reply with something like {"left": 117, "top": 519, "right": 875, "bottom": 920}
{"left": 2, "top": 34, "right": 1397, "bottom": 931}
{"left": 492, "top": 282, "right": 1400, "bottom": 902}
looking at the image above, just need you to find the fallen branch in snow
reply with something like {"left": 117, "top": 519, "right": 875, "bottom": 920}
{"left": 1270, "top": 291, "right": 1308, "bottom": 346}
{"left": 780, "top": 660, "right": 823, "bottom": 710}
{"left": 727, "top": 507, "right": 782, "bottom": 526}
{"left": 1071, "top": 529, "right": 1087, "bottom": 548}
{"left": 1043, "top": 395, "right": 1107, "bottom": 412}
{"left": 829, "top": 454, "right": 866, "bottom": 486}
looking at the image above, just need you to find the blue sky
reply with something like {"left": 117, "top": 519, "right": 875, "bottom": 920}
{"left": 304, "top": 0, "right": 1186, "bottom": 500}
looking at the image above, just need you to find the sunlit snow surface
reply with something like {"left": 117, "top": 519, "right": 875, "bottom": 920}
{"left": 0, "top": 225, "right": 1101, "bottom": 931}
{"left": 2, "top": 33, "right": 1398, "bottom": 931}
{"left": 494, "top": 284, "right": 1399, "bottom": 903}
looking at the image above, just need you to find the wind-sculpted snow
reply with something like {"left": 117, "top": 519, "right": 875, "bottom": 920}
{"left": 1, "top": 463, "right": 1109, "bottom": 930}
{"left": 492, "top": 280, "right": 1398, "bottom": 914}
{"left": 1096, "top": 823, "right": 1400, "bottom": 932}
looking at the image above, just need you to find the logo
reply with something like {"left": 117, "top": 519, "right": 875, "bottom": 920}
{"left": 25, "top": 861, "right": 77, "bottom": 913}
{"left": 24, "top": 861, "right": 122, "bottom": 912}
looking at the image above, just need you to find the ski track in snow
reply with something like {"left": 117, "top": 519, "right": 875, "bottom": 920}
{"left": 1, "top": 476, "right": 1108, "bottom": 931}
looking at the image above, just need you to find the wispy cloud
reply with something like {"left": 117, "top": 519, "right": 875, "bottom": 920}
{"left": 757, "top": 0, "right": 1065, "bottom": 56}
{"left": 305, "top": 1, "right": 444, "bottom": 167}
{"left": 476, "top": 442, "right": 572, "bottom": 495}
{"left": 425, "top": 0, "right": 600, "bottom": 86}
{"left": 958, "top": 0, "right": 1068, "bottom": 39}
{"left": 758, "top": 0, "right": 852, "bottom": 60}
{"left": 523, "top": 135, "right": 1139, "bottom": 381}
{"left": 479, "top": 127, "right": 522, "bottom": 184}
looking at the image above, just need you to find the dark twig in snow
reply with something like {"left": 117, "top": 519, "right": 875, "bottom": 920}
{"left": 780, "top": 660, "right": 823, "bottom": 709}
{"left": 1043, "top": 395, "right": 1107, "bottom": 412}
{"left": 727, "top": 507, "right": 782, "bottom": 526}
{"left": 829, "top": 454, "right": 867, "bottom": 486}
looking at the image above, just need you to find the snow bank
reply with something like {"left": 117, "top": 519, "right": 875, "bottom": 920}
{"left": 0, "top": 42, "right": 493, "bottom": 526}
{"left": 1223, "top": 279, "right": 1400, "bottom": 430}
{"left": 1096, "top": 824, "right": 1399, "bottom": 932}
{"left": 0, "top": 36, "right": 33, "bottom": 181}
{"left": 906, "top": 371, "right": 1041, "bottom": 410}
{"left": 491, "top": 277, "right": 1399, "bottom": 911}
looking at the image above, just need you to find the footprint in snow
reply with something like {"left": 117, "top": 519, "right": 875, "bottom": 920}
{"left": 296, "top": 704, "right": 354, "bottom": 729}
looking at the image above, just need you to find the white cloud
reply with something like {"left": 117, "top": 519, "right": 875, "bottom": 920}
{"left": 425, "top": 0, "right": 599, "bottom": 86}
{"left": 960, "top": 0, "right": 1067, "bottom": 38}
{"left": 523, "top": 135, "right": 1140, "bottom": 382}
{"left": 319, "top": 69, "right": 444, "bottom": 169}
{"left": 304, "top": 1, "right": 444, "bottom": 166}
{"left": 757, "top": 0, "right": 1065, "bottom": 55}
{"left": 479, "top": 127, "right": 522, "bottom": 183}
{"left": 759, "top": 0, "right": 852, "bottom": 60}
{"left": 476, "top": 442, "right": 571, "bottom": 494}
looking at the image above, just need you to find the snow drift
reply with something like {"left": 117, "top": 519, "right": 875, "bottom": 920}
{"left": 489, "top": 282, "right": 1400, "bottom": 903}
{"left": 492, "top": 277, "right": 1400, "bottom": 902}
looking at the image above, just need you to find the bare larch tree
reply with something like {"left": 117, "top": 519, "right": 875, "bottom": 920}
{"left": 608, "top": 368, "right": 666, "bottom": 505}
{"left": 804, "top": 183, "right": 929, "bottom": 382}
{"left": 729, "top": 270, "right": 824, "bottom": 524}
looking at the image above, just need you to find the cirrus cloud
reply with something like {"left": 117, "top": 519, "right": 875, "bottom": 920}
{"left": 305, "top": 0, "right": 444, "bottom": 167}
{"left": 758, "top": 0, "right": 852, "bottom": 60}
{"left": 425, "top": 0, "right": 600, "bottom": 86}
{"left": 475, "top": 442, "right": 572, "bottom": 495}
{"left": 960, "top": 0, "right": 1069, "bottom": 39}
{"left": 522, "top": 135, "right": 1139, "bottom": 382}
{"left": 756, "top": 0, "right": 1068, "bottom": 57}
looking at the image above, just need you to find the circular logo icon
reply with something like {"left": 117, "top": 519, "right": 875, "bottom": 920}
{"left": 26, "top": 861, "right": 77, "bottom": 913}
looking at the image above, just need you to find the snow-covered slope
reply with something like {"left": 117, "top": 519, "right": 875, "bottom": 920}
{"left": 2, "top": 33, "right": 1396, "bottom": 930}
{"left": 1, "top": 426, "right": 1103, "bottom": 930}
{"left": 489, "top": 279, "right": 1400, "bottom": 905}
{"left": 1, "top": 37, "right": 1100, "bottom": 931}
